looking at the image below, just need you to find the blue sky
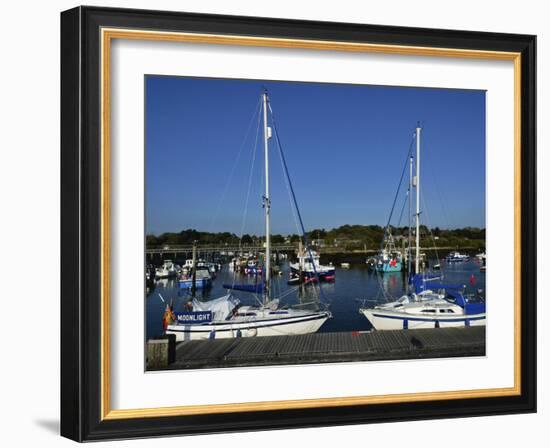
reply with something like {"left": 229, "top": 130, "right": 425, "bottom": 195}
{"left": 145, "top": 76, "right": 485, "bottom": 236}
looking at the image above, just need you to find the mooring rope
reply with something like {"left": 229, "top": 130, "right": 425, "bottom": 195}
{"left": 268, "top": 100, "right": 327, "bottom": 306}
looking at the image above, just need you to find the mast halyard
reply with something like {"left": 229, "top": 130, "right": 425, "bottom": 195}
{"left": 415, "top": 124, "right": 421, "bottom": 274}
{"left": 263, "top": 91, "right": 271, "bottom": 304}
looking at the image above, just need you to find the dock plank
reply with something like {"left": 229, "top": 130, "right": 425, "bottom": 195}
{"left": 158, "top": 327, "right": 485, "bottom": 370}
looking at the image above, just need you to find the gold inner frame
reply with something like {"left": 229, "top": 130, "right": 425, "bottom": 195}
{"left": 100, "top": 27, "right": 522, "bottom": 421}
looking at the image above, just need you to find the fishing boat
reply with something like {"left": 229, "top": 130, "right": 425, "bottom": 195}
{"left": 366, "top": 143, "right": 410, "bottom": 274}
{"left": 289, "top": 250, "right": 335, "bottom": 281}
{"left": 244, "top": 259, "right": 262, "bottom": 275}
{"left": 183, "top": 259, "right": 218, "bottom": 274}
{"left": 359, "top": 124, "right": 486, "bottom": 330}
{"left": 178, "top": 266, "right": 213, "bottom": 289}
{"left": 371, "top": 247, "right": 403, "bottom": 273}
{"left": 446, "top": 251, "right": 470, "bottom": 263}
{"left": 166, "top": 91, "right": 331, "bottom": 341}
{"left": 155, "top": 260, "right": 178, "bottom": 278}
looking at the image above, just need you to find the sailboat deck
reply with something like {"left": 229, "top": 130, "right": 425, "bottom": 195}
{"left": 157, "top": 327, "right": 485, "bottom": 370}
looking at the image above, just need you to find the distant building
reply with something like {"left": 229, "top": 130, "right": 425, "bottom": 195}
{"left": 333, "top": 238, "right": 362, "bottom": 247}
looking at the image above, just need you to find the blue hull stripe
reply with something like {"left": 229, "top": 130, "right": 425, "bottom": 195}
{"left": 168, "top": 314, "right": 329, "bottom": 333}
{"left": 371, "top": 313, "right": 485, "bottom": 323}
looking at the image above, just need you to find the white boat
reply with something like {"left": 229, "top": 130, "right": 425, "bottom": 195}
{"left": 360, "top": 292, "right": 486, "bottom": 330}
{"left": 167, "top": 295, "right": 330, "bottom": 341}
{"left": 155, "top": 260, "right": 178, "bottom": 278}
{"left": 182, "top": 259, "right": 196, "bottom": 270}
{"left": 184, "top": 259, "right": 218, "bottom": 274}
{"left": 166, "top": 91, "right": 331, "bottom": 341}
{"left": 178, "top": 266, "right": 213, "bottom": 289}
{"left": 359, "top": 124, "right": 486, "bottom": 330}
{"left": 289, "top": 251, "right": 335, "bottom": 281}
{"left": 446, "top": 251, "right": 470, "bottom": 263}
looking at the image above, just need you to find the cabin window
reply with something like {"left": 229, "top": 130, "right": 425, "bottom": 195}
{"left": 422, "top": 309, "right": 436, "bottom": 313}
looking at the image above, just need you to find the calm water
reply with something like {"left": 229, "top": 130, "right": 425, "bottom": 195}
{"left": 146, "top": 259, "right": 486, "bottom": 340}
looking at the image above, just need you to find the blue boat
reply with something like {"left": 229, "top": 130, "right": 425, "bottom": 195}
{"left": 372, "top": 248, "right": 403, "bottom": 273}
{"left": 178, "top": 267, "right": 213, "bottom": 290}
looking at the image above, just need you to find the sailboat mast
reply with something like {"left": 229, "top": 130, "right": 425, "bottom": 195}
{"left": 415, "top": 124, "right": 421, "bottom": 273}
{"left": 408, "top": 154, "right": 413, "bottom": 275}
{"left": 263, "top": 92, "right": 271, "bottom": 302}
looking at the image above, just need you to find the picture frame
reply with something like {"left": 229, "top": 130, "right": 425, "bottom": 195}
{"left": 60, "top": 5, "right": 536, "bottom": 441}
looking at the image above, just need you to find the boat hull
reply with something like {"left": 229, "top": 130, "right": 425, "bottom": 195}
{"left": 290, "top": 266, "right": 335, "bottom": 281}
{"left": 155, "top": 271, "right": 177, "bottom": 279}
{"left": 374, "top": 262, "right": 402, "bottom": 273}
{"left": 178, "top": 278, "right": 212, "bottom": 289}
{"left": 166, "top": 312, "right": 331, "bottom": 341}
{"left": 360, "top": 308, "right": 486, "bottom": 331}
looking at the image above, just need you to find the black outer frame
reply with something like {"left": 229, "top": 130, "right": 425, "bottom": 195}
{"left": 60, "top": 6, "right": 536, "bottom": 442}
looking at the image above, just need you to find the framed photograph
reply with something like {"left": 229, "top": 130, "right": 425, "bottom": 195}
{"left": 61, "top": 6, "right": 536, "bottom": 441}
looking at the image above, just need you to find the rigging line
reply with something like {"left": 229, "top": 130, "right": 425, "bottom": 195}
{"left": 229, "top": 101, "right": 263, "bottom": 289}
{"left": 277, "top": 284, "right": 301, "bottom": 300}
{"left": 276, "top": 137, "right": 303, "bottom": 236}
{"left": 380, "top": 135, "right": 415, "bottom": 250}
{"left": 268, "top": 102, "right": 327, "bottom": 304}
{"left": 420, "top": 185, "right": 441, "bottom": 272}
{"left": 239, "top": 105, "right": 262, "bottom": 240}
{"left": 206, "top": 97, "right": 262, "bottom": 232}
{"left": 373, "top": 135, "right": 415, "bottom": 302}
{"left": 429, "top": 156, "right": 454, "bottom": 231}
{"left": 421, "top": 122, "right": 454, "bottom": 231}
{"left": 396, "top": 189, "right": 409, "bottom": 228}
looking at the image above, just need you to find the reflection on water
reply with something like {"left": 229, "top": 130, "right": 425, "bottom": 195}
{"left": 146, "top": 259, "right": 486, "bottom": 340}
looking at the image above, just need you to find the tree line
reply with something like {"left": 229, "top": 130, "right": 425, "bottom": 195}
{"left": 146, "top": 225, "right": 485, "bottom": 250}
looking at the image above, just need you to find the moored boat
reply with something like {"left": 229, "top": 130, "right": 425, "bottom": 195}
{"left": 166, "top": 91, "right": 331, "bottom": 341}
{"left": 178, "top": 266, "right": 213, "bottom": 289}
{"left": 359, "top": 124, "right": 486, "bottom": 330}
{"left": 360, "top": 288, "right": 486, "bottom": 330}
{"left": 371, "top": 248, "right": 403, "bottom": 273}
{"left": 289, "top": 251, "right": 335, "bottom": 281}
{"left": 446, "top": 251, "right": 470, "bottom": 263}
{"left": 155, "top": 259, "right": 178, "bottom": 278}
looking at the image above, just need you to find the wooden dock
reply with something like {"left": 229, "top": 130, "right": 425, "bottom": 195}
{"left": 153, "top": 327, "right": 485, "bottom": 370}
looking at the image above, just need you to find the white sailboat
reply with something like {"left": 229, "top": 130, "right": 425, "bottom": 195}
{"left": 166, "top": 91, "right": 331, "bottom": 341}
{"left": 359, "top": 124, "right": 486, "bottom": 330}
{"left": 360, "top": 294, "right": 486, "bottom": 330}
